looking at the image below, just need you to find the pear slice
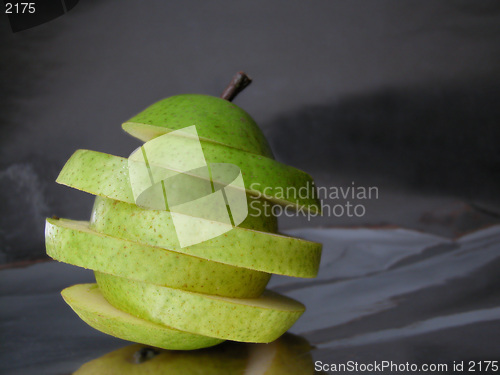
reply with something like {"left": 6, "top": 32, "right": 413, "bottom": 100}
{"left": 61, "top": 284, "right": 224, "bottom": 350}
{"left": 56, "top": 149, "right": 320, "bottom": 213}
{"left": 95, "top": 272, "right": 305, "bottom": 343}
{"left": 73, "top": 333, "right": 313, "bottom": 374}
{"left": 46, "top": 218, "right": 270, "bottom": 298}
{"left": 56, "top": 150, "right": 277, "bottom": 233}
{"left": 91, "top": 197, "right": 322, "bottom": 278}
{"left": 244, "top": 333, "right": 315, "bottom": 375}
{"left": 122, "top": 94, "right": 274, "bottom": 158}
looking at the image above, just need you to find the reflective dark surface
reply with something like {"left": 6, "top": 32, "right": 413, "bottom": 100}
{"left": 2, "top": 224, "right": 500, "bottom": 374}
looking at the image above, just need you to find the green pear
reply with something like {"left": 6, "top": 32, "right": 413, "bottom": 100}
{"left": 90, "top": 197, "right": 322, "bottom": 278}
{"left": 46, "top": 218, "right": 270, "bottom": 298}
{"left": 57, "top": 148, "right": 320, "bottom": 214}
{"left": 61, "top": 284, "right": 224, "bottom": 350}
{"left": 95, "top": 272, "right": 305, "bottom": 343}
{"left": 73, "top": 333, "right": 314, "bottom": 375}
{"left": 122, "top": 94, "right": 274, "bottom": 158}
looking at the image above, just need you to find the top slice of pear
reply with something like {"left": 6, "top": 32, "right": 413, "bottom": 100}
{"left": 122, "top": 94, "right": 274, "bottom": 158}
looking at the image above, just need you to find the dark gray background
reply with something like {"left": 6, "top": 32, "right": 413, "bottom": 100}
{"left": 1, "top": 0, "right": 500, "bottom": 264}
{"left": 2, "top": 3, "right": 500, "bottom": 374}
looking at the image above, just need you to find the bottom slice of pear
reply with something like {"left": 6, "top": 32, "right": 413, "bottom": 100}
{"left": 61, "top": 284, "right": 224, "bottom": 350}
{"left": 95, "top": 272, "right": 305, "bottom": 343}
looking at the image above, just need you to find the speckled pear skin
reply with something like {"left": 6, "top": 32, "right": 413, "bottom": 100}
{"left": 48, "top": 87, "right": 324, "bottom": 351}
{"left": 56, "top": 150, "right": 278, "bottom": 233}
{"left": 57, "top": 149, "right": 319, "bottom": 214}
{"left": 45, "top": 218, "right": 270, "bottom": 298}
{"left": 61, "top": 284, "right": 224, "bottom": 350}
{"left": 90, "top": 197, "right": 322, "bottom": 278}
{"left": 73, "top": 342, "right": 249, "bottom": 375}
{"left": 123, "top": 94, "right": 274, "bottom": 158}
{"left": 95, "top": 272, "right": 305, "bottom": 343}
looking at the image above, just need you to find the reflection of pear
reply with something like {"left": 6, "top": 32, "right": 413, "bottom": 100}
{"left": 248, "top": 333, "right": 314, "bottom": 375}
{"left": 74, "top": 343, "right": 247, "bottom": 375}
{"left": 48, "top": 81, "right": 323, "bottom": 351}
{"left": 122, "top": 94, "right": 274, "bottom": 157}
{"left": 73, "top": 333, "right": 314, "bottom": 375}
{"left": 57, "top": 150, "right": 277, "bottom": 233}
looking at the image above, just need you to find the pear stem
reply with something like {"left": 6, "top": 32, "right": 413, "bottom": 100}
{"left": 220, "top": 72, "right": 252, "bottom": 102}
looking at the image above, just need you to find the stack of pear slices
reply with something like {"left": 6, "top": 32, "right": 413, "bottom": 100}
{"left": 45, "top": 79, "right": 322, "bottom": 350}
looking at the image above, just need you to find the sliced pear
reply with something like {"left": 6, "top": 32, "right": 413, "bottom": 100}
{"left": 73, "top": 333, "right": 313, "bottom": 374}
{"left": 57, "top": 149, "right": 320, "bottom": 213}
{"left": 61, "top": 284, "right": 224, "bottom": 350}
{"left": 46, "top": 218, "right": 270, "bottom": 298}
{"left": 122, "top": 94, "right": 274, "bottom": 157}
{"left": 90, "top": 197, "right": 322, "bottom": 278}
{"left": 95, "top": 272, "right": 305, "bottom": 343}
